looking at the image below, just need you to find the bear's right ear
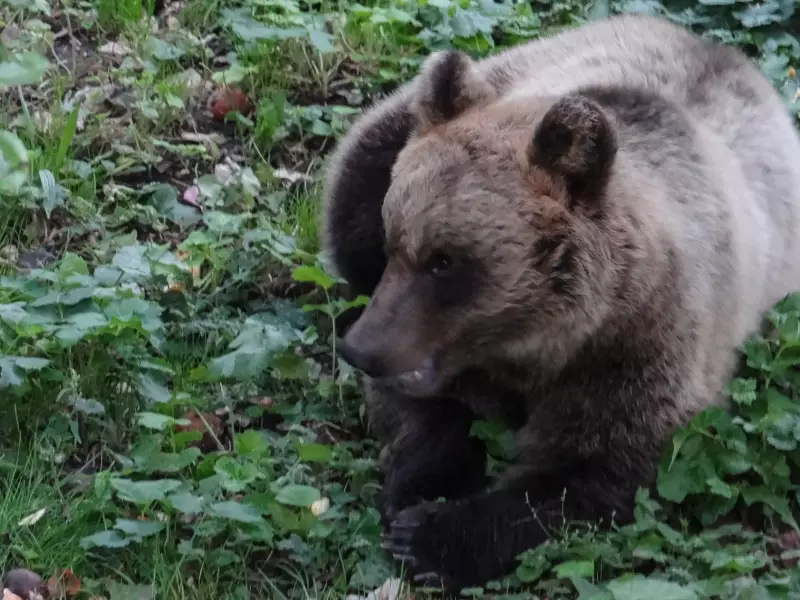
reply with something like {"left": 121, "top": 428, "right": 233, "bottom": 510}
{"left": 412, "top": 50, "right": 496, "bottom": 131}
{"left": 528, "top": 94, "right": 618, "bottom": 210}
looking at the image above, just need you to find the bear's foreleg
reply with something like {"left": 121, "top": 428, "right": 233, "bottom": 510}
{"left": 381, "top": 455, "right": 645, "bottom": 592}
{"left": 368, "top": 387, "right": 490, "bottom": 525}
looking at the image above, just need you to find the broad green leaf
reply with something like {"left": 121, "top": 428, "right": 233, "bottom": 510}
{"left": 208, "top": 319, "right": 297, "bottom": 380}
{"left": 275, "top": 484, "right": 321, "bottom": 507}
{"left": 572, "top": 577, "right": 614, "bottom": 600}
{"left": 236, "top": 429, "right": 270, "bottom": 458}
{"left": 607, "top": 577, "right": 697, "bottom": 600}
{"left": 148, "top": 184, "right": 202, "bottom": 228}
{"left": 296, "top": 443, "right": 332, "bottom": 463}
{"left": 0, "top": 131, "right": 28, "bottom": 166}
{"left": 0, "top": 302, "right": 28, "bottom": 324}
{"left": 215, "top": 456, "right": 260, "bottom": 492}
{"left": 0, "top": 52, "right": 49, "bottom": 86}
{"left": 110, "top": 478, "right": 182, "bottom": 504}
{"left": 207, "top": 500, "right": 264, "bottom": 523}
{"left": 166, "top": 490, "right": 205, "bottom": 515}
{"left": 114, "top": 518, "right": 165, "bottom": 538}
{"left": 80, "top": 529, "right": 130, "bottom": 549}
{"left": 136, "top": 412, "right": 188, "bottom": 431}
{"left": 0, "top": 356, "right": 50, "bottom": 388}
{"left": 308, "top": 30, "right": 335, "bottom": 53}
{"left": 136, "top": 374, "right": 172, "bottom": 404}
{"left": 292, "top": 264, "right": 335, "bottom": 291}
{"left": 113, "top": 245, "right": 151, "bottom": 279}
{"left": 106, "top": 582, "right": 155, "bottom": 600}
{"left": 555, "top": 560, "right": 594, "bottom": 579}
{"left": 57, "top": 252, "right": 89, "bottom": 277}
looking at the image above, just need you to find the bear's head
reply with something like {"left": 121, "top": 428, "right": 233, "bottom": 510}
{"left": 339, "top": 49, "right": 635, "bottom": 397}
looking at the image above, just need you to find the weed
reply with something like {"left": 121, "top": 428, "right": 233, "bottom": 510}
{"left": 0, "top": 0, "right": 800, "bottom": 597}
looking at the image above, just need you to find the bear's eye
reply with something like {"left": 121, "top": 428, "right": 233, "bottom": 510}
{"left": 425, "top": 251, "right": 453, "bottom": 277}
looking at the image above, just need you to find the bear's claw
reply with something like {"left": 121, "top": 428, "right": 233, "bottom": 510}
{"left": 380, "top": 502, "right": 455, "bottom": 590}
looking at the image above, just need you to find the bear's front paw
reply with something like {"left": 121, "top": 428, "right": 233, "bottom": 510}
{"left": 378, "top": 466, "right": 426, "bottom": 527}
{"left": 380, "top": 501, "right": 463, "bottom": 591}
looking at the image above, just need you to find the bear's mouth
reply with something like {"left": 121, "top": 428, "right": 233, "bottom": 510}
{"left": 378, "top": 356, "right": 441, "bottom": 398}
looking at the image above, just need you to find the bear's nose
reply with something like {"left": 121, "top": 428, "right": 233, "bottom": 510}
{"left": 337, "top": 337, "right": 386, "bottom": 378}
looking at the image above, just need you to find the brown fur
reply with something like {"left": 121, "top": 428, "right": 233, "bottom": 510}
{"left": 321, "top": 14, "right": 800, "bottom": 592}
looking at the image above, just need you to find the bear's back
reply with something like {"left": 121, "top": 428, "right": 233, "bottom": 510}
{"left": 478, "top": 15, "right": 800, "bottom": 319}
{"left": 462, "top": 16, "right": 800, "bottom": 405}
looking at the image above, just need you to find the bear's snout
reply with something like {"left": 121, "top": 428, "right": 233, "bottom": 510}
{"left": 338, "top": 334, "right": 389, "bottom": 378}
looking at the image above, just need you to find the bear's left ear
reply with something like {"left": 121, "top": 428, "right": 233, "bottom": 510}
{"left": 528, "top": 94, "right": 617, "bottom": 209}
{"left": 412, "top": 50, "right": 496, "bottom": 131}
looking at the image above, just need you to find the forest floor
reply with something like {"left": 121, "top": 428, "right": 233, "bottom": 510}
{"left": 1, "top": 0, "right": 800, "bottom": 598}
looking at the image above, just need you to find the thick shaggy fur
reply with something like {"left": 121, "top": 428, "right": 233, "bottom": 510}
{"left": 321, "top": 14, "right": 800, "bottom": 592}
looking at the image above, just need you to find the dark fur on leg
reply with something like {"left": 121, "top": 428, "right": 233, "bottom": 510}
{"left": 382, "top": 453, "right": 650, "bottom": 593}
{"left": 366, "top": 382, "right": 489, "bottom": 525}
{"left": 322, "top": 91, "right": 415, "bottom": 298}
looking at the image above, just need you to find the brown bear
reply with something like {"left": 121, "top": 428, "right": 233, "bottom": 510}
{"left": 321, "top": 13, "right": 800, "bottom": 592}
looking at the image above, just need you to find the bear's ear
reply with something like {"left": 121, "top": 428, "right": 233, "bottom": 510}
{"left": 528, "top": 95, "right": 617, "bottom": 208}
{"left": 412, "top": 50, "right": 496, "bottom": 130}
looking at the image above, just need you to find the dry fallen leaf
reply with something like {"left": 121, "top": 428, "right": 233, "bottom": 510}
{"left": 174, "top": 410, "right": 224, "bottom": 452}
{"left": 17, "top": 508, "right": 46, "bottom": 527}
{"left": 345, "top": 578, "right": 404, "bottom": 600}
{"left": 273, "top": 167, "right": 313, "bottom": 186}
{"left": 181, "top": 185, "right": 202, "bottom": 210}
{"left": 98, "top": 41, "right": 132, "bottom": 57}
{"left": 46, "top": 568, "right": 81, "bottom": 598}
{"left": 208, "top": 86, "right": 253, "bottom": 120}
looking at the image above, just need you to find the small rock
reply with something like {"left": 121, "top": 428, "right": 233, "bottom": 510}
{"left": 208, "top": 86, "right": 253, "bottom": 120}
{"left": 310, "top": 497, "right": 330, "bottom": 516}
{"left": 345, "top": 578, "right": 403, "bottom": 600}
{"left": 2, "top": 569, "right": 45, "bottom": 599}
{"left": 174, "top": 410, "right": 224, "bottom": 453}
{"left": 98, "top": 41, "right": 132, "bottom": 57}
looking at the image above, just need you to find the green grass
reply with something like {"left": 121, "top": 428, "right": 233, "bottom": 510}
{"left": 0, "top": 0, "right": 799, "bottom": 598}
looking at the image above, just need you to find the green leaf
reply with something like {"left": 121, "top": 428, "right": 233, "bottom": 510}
{"left": 555, "top": 560, "right": 594, "bottom": 579}
{"left": 0, "top": 52, "right": 49, "bottom": 86}
{"left": 0, "top": 131, "right": 29, "bottom": 167}
{"left": 236, "top": 429, "right": 270, "bottom": 458}
{"left": 296, "top": 442, "right": 333, "bottom": 463}
{"left": 113, "top": 244, "right": 151, "bottom": 279}
{"left": 148, "top": 184, "right": 202, "bottom": 228}
{"left": 0, "top": 356, "right": 50, "bottom": 388}
{"left": 215, "top": 456, "right": 260, "bottom": 492}
{"left": 57, "top": 252, "right": 89, "bottom": 277}
{"left": 275, "top": 484, "right": 321, "bottom": 507}
{"left": 207, "top": 500, "right": 264, "bottom": 523}
{"left": 308, "top": 29, "right": 335, "bottom": 53}
{"left": 39, "top": 169, "right": 65, "bottom": 218}
{"left": 572, "top": 577, "right": 614, "bottom": 600}
{"left": 607, "top": 577, "right": 697, "bottom": 600}
{"left": 0, "top": 302, "right": 29, "bottom": 324}
{"left": 145, "top": 36, "right": 186, "bottom": 61}
{"left": 136, "top": 412, "right": 189, "bottom": 431}
{"left": 30, "top": 287, "right": 95, "bottom": 307}
{"left": 114, "top": 518, "right": 165, "bottom": 538}
{"left": 292, "top": 264, "right": 335, "bottom": 291}
{"left": 208, "top": 318, "right": 298, "bottom": 380}
{"left": 110, "top": 478, "right": 182, "bottom": 504}
{"left": 105, "top": 582, "right": 155, "bottom": 600}
{"left": 727, "top": 377, "right": 757, "bottom": 406}
{"left": 80, "top": 529, "right": 130, "bottom": 549}
{"left": 136, "top": 374, "right": 172, "bottom": 404}
{"left": 166, "top": 490, "right": 205, "bottom": 515}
